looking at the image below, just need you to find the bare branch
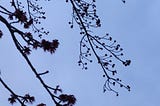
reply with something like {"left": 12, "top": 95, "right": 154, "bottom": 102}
{"left": 68, "top": 0, "right": 131, "bottom": 95}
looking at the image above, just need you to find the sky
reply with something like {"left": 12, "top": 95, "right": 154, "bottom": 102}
{"left": 0, "top": 0, "right": 160, "bottom": 106}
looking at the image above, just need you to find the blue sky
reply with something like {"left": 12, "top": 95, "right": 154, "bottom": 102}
{"left": 0, "top": 0, "right": 160, "bottom": 106}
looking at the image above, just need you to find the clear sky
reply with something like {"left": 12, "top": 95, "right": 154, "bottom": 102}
{"left": 0, "top": 0, "right": 160, "bottom": 106}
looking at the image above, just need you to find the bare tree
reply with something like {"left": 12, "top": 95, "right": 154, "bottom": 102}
{"left": 0, "top": 0, "right": 130, "bottom": 106}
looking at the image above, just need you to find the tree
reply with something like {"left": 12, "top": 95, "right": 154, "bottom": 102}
{"left": 0, "top": 0, "right": 131, "bottom": 106}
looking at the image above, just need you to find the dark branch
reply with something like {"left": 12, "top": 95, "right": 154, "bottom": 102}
{"left": 69, "top": 0, "right": 131, "bottom": 95}
{"left": 0, "top": 77, "right": 26, "bottom": 106}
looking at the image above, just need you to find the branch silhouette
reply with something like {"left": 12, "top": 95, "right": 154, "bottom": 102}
{"left": 0, "top": 0, "right": 130, "bottom": 105}
{"left": 0, "top": 77, "right": 25, "bottom": 106}
{"left": 68, "top": 0, "right": 131, "bottom": 96}
{"left": 0, "top": 0, "right": 76, "bottom": 105}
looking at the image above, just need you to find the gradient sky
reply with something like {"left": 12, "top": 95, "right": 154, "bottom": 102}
{"left": 0, "top": 0, "right": 160, "bottom": 106}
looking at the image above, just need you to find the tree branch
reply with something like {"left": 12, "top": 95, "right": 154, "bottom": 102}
{"left": 0, "top": 14, "right": 60, "bottom": 105}
{"left": 69, "top": 0, "right": 131, "bottom": 95}
{"left": 0, "top": 77, "right": 26, "bottom": 106}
